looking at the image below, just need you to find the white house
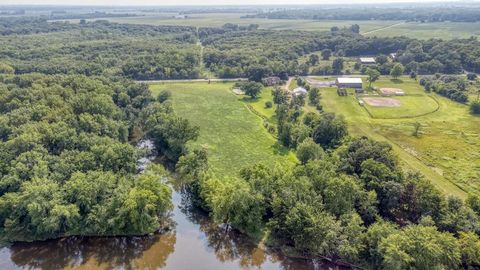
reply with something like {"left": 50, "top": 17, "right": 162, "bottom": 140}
{"left": 292, "top": 87, "right": 308, "bottom": 96}
{"left": 359, "top": 57, "right": 376, "bottom": 65}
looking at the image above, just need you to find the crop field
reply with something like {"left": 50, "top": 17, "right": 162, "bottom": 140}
{"left": 364, "top": 21, "right": 480, "bottom": 39}
{"left": 149, "top": 82, "right": 296, "bottom": 177}
{"left": 320, "top": 76, "right": 480, "bottom": 198}
{"left": 70, "top": 13, "right": 397, "bottom": 32}
{"left": 59, "top": 13, "right": 480, "bottom": 39}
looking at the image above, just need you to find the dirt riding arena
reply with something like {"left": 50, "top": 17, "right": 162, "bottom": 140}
{"left": 363, "top": 97, "right": 401, "bottom": 107}
{"left": 379, "top": 88, "right": 405, "bottom": 96}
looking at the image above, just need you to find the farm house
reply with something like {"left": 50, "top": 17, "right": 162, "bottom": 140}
{"left": 359, "top": 57, "right": 376, "bottom": 65}
{"left": 335, "top": 77, "right": 363, "bottom": 90}
{"left": 262, "top": 76, "right": 282, "bottom": 86}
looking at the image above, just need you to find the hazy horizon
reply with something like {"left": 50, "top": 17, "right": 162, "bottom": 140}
{"left": 0, "top": 0, "right": 475, "bottom": 7}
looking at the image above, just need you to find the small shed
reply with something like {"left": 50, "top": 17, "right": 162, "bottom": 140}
{"left": 292, "top": 87, "right": 308, "bottom": 96}
{"left": 359, "top": 57, "right": 376, "bottom": 65}
{"left": 336, "top": 77, "right": 363, "bottom": 90}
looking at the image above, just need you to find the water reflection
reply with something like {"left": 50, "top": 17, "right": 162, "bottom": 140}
{"left": 0, "top": 185, "right": 350, "bottom": 270}
{"left": 6, "top": 233, "right": 175, "bottom": 270}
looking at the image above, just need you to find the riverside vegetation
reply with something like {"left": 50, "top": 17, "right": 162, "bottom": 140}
{"left": 0, "top": 9, "right": 480, "bottom": 270}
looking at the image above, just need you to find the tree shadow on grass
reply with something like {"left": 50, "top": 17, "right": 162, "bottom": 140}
{"left": 390, "top": 79, "right": 404, "bottom": 84}
{"left": 240, "top": 96, "right": 258, "bottom": 103}
{"left": 272, "top": 142, "right": 291, "bottom": 156}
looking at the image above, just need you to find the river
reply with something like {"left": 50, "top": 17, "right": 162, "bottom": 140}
{"left": 0, "top": 140, "right": 349, "bottom": 270}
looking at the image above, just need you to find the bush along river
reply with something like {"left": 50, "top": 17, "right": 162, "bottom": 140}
{"left": 0, "top": 140, "right": 351, "bottom": 270}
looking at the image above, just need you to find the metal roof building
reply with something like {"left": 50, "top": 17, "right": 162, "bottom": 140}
{"left": 335, "top": 77, "right": 363, "bottom": 89}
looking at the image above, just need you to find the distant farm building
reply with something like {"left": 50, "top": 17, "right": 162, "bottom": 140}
{"left": 292, "top": 87, "right": 308, "bottom": 96}
{"left": 336, "top": 77, "right": 363, "bottom": 92}
{"left": 262, "top": 76, "right": 282, "bottom": 86}
{"left": 359, "top": 57, "right": 376, "bottom": 65}
{"left": 174, "top": 14, "right": 187, "bottom": 19}
{"left": 390, "top": 53, "right": 397, "bottom": 59}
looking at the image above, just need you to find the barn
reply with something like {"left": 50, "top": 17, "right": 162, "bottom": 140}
{"left": 335, "top": 77, "right": 363, "bottom": 89}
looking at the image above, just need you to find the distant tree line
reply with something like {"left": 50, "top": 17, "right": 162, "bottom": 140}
{"left": 244, "top": 6, "right": 480, "bottom": 22}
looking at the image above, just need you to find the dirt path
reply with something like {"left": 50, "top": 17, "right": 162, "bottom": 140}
{"left": 362, "top": 22, "right": 406, "bottom": 35}
{"left": 283, "top": 77, "right": 293, "bottom": 91}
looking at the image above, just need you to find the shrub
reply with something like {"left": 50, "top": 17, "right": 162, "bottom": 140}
{"left": 470, "top": 101, "right": 480, "bottom": 115}
{"left": 467, "top": 73, "right": 477, "bottom": 81}
{"left": 265, "top": 101, "right": 273, "bottom": 108}
{"left": 158, "top": 90, "right": 172, "bottom": 103}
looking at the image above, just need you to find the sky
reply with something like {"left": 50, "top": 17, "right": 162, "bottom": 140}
{"left": 0, "top": 0, "right": 470, "bottom": 6}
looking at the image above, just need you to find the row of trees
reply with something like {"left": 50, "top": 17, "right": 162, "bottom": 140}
{"left": 245, "top": 5, "right": 480, "bottom": 22}
{"left": 420, "top": 75, "right": 470, "bottom": 103}
{"left": 0, "top": 74, "right": 198, "bottom": 241}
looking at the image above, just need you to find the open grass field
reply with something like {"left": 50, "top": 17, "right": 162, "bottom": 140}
{"left": 58, "top": 13, "right": 480, "bottom": 39}
{"left": 364, "top": 21, "right": 480, "bottom": 39}
{"left": 320, "top": 76, "right": 480, "bottom": 198}
{"left": 149, "top": 82, "right": 296, "bottom": 178}
{"left": 65, "top": 13, "right": 397, "bottom": 33}
{"left": 363, "top": 95, "right": 439, "bottom": 118}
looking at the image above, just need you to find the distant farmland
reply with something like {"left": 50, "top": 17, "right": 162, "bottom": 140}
{"left": 61, "top": 12, "right": 480, "bottom": 39}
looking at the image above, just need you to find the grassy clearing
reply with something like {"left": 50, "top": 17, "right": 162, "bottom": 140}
{"left": 363, "top": 95, "right": 439, "bottom": 119}
{"left": 361, "top": 78, "right": 440, "bottom": 119}
{"left": 149, "top": 82, "right": 296, "bottom": 178}
{"left": 321, "top": 76, "right": 480, "bottom": 198}
{"left": 241, "top": 87, "right": 278, "bottom": 124}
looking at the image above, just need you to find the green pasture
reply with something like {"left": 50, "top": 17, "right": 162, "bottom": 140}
{"left": 363, "top": 95, "right": 439, "bottom": 119}
{"left": 67, "top": 13, "right": 396, "bottom": 33}
{"left": 149, "top": 82, "right": 296, "bottom": 178}
{"left": 321, "top": 76, "right": 480, "bottom": 198}
{"left": 365, "top": 21, "right": 480, "bottom": 39}
{"left": 58, "top": 12, "right": 480, "bottom": 39}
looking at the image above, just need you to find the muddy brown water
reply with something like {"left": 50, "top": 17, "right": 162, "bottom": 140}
{"left": 0, "top": 188, "right": 351, "bottom": 270}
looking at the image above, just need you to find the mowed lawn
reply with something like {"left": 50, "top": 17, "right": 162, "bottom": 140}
{"left": 363, "top": 78, "right": 439, "bottom": 119}
{"left": 363, "top": 95, "right": 439, "bottom": 119}
{"left": 150, "top": 82, "right": 296, "bottom": 177}
{"left": 321, "top": 76, "right": 480, "bottom": 198}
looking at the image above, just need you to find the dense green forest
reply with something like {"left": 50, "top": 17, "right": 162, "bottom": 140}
{"left": 0, "top": 74, "right": 197, "bottom": 241}
{"left": 0, "top": 19, "right": 201, "bottom": 80}
{"left": 2, "top": 18, "right": 480, "bottom": 83}
{"left": 202, "top": 29, "right": 480, "bottom": 80}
